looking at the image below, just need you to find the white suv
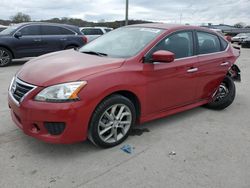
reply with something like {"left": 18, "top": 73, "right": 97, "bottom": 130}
{"left": 80, "top": 27, "right": 113, "bottom": 42}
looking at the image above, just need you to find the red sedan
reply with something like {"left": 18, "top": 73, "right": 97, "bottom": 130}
{"left": 8, "top": 24, "right": 241, "bottom": 148}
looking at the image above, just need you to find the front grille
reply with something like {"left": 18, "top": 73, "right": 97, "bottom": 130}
{"left": 11, "top": 77, "right": 35, "bottom": 103}
{"left": 44, "top": 122, "right": 66, "bottom": 135}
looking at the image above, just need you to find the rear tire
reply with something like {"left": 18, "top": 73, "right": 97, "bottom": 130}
{"left": 0, "top": 47, "right": 12, "bottom": 67}
{"left": 205, "top": 76, "right": 235, "bottom": 110}
{"left": 65, "top": 45, "right": 77, "bottom": 50}
{"left": 88, "top": 94, "right": 136, "bottom": 148}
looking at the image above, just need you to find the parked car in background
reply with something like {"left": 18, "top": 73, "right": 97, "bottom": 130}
{"left": 0, "top": 22, "right": 87, "bottom": 67}
{"left": 0, "top": 25, "right": 7, "bottom": 32}
{"left": 8, "top": 24, "right": 241, "bottom": 148}
{"left": 241, "top": 37, "right": 250, "bottom": 48}
{"left": 80, "top": 27, "right": 113, "bottom": 42}
{"left": 231, "top": 33, "right": 249, "bottom": 43}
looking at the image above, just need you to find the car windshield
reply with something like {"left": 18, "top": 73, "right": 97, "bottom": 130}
{"left": 79, "top": 27, "right": 163, "bottom": 58}
{"left": 0, "top": 25, "right": 18, "bottom": 35}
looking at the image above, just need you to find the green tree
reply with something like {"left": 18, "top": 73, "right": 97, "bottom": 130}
{"left": 234, "top": 22, "right": 246, "bottom": 28}
{"left": 10, "top": 12, "right": 31, "bottom": 23}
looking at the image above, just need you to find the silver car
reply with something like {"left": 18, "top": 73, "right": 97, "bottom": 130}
{"left": 80, "top": 27, "right": 113, "bottom": 42}
{"left": 231, "top": 33, "right": 250, "bottom": 43}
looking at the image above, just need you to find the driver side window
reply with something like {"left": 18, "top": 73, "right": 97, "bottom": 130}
{"left": 19, "top": 25, "right": 41, "bottom": 36}
{"left": 146, "top": 31, "right": 194, "bottom": 61}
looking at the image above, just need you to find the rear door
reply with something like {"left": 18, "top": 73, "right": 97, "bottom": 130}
{"left": 40, "top": 25, "right": 75, "bottom": 53}
{"left": 143, "top": 30, "right": 199, "bottom": 114}
{"left": 14, "top": 25, "right": 43, "bottom": 57}
{"left": 195, "top": 31, "right": 231, "bottom": 100}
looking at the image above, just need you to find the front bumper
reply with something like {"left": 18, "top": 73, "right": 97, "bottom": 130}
{"left": 8, "top": 90, "right": 93, "bottom": 144}
{"left": 232, "top": 38, "right": 240, "bottom": 42}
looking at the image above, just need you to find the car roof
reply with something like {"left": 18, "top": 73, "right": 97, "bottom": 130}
{"left": 80, "top": 27, "right": 113, "bottom": 29}
{"left": 127, "top": 23, "right": 213, "bottom": 32}
{"left": 13, "top": 22, "right": 81, "bottom": 34}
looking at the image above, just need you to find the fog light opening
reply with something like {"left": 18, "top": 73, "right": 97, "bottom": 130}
{"left": 32, "top": 124, "right": 41, "bottom": 133}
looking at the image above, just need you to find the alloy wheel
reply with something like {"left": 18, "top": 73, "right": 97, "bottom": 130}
{"left": 0, "top": 49, "right": 10, "bottom": 66}
{"left": 98, "top": 104, "right": 132, "bottom": 144}
{"left": 214, "top": 83, "right": 229, "bottom": 102}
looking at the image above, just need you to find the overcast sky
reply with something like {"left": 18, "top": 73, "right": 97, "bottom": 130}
{"left": 0, "top": 0, "right": 250, "bottom": 25}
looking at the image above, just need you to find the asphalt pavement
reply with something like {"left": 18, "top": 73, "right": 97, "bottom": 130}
{"left": 0, "top": 48, "right": 250, "bottom": 188}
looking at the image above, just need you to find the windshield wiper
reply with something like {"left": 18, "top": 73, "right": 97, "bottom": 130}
{"left": 81, "top": 51, "right": 108, "bottom": 57}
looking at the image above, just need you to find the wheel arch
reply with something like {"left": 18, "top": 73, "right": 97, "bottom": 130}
{"left": 0, "top": 45, "right": 15, "bottom": 58}
{"left": 92, "top": 89, "right": 141, "bottom": 124}
{"left": 227, "top": 64, "right": 241, "bottom": 82}
{"left": 64, "top": 44, "right": 79, "bottom": 50}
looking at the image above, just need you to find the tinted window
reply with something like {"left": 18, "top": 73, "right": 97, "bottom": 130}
{"left": 147, "top": 31, "right": 194, "bottom": 60}
{"left": 82, "top": 29, "right": 103, "bottom": 35}
{"left": 220, "top": 38, "right": 228, "bottom": 51}
{"left": 41, "top": 25, "right": 61, "bottom": 35}
{"left": 0, "top": 28, "right": 6, "bottom": 32}
{"left": 41, "top": 25, "right": 75, "bottom": 35}
{"left": 19, "top": 25, "right": 41, "bottom": 36}
{"left": 60, "top": 27, "right": 75, "bottom": 35}
{"left": 105, "top": 29, "right": 112, "bottom": 32}
{"left": 197, "top": 32, "right": 221, "bottom": 54}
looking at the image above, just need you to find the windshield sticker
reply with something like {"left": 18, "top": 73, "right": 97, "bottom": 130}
{"left": 140, "top": 28, "right": 161, "bottom": 33}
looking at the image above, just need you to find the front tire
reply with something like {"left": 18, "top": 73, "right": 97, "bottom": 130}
{"left": 0, "top": 47, "right": 12, "bottom": 67}
{"left": 88, "top": 94, "right": 136, "bottom": 148}
{"left": 205, "top": 76, "right": 236, "bottom": 110}
{"left": 65, "top": 45, "right": 77, "bottom": 50}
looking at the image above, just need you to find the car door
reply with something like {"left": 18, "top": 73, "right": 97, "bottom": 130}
{"left": 194, "top": 31, "right": 231, "bottom": 100}
{"left": 40, "top": 25, "right": 66, "bottom": 54}
{"left": 13, "top": 25, "right": 43, "bottom": 57}
{"left": 143, "top": 31, "right": 199, "bottom": 114}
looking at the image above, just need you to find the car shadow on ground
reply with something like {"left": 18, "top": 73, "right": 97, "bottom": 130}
{"left": 10, "top": 60, "right": 27, "bottom": 66}
{"left": 16, "top": 106, "right": 207, "bottom": 158}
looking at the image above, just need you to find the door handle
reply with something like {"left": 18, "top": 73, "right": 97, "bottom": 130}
{"left": 221, "top": 62, "right": 229, "bottom": 66}
{"left": 33, "top": 39, "right": 41, "bottom": 42}
{"left": 187, "top": 67, "right": 198, "bottom": 73}
{"left": 60, "top": 38, "right": 67, "bottom": 41}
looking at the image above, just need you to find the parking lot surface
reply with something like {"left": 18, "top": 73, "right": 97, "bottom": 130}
{"left": 0, "top": 48, "right": 250, "bottom": 188}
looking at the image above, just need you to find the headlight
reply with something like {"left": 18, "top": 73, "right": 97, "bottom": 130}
{"left": 35, "top": 81, "right": 87, "bottom": 102}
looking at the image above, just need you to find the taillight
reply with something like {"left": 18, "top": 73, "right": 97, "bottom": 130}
{"left": 82, "top": 36, "right": 88, "bottom": 44}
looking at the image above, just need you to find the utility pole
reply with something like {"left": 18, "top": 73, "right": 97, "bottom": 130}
{"left": 179, "top": 12, "right": 182, "bottom": 24}
{"left": 125, "top": 0, "right": 129, "bottom": 25}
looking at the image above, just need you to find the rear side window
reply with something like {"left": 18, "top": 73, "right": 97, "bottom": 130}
{"left": 82, "top": 29, "right": 103, "bottom": 35}
{"left": 41, "top": 25, "right": 60, "bottom": 35}
{"left": 41, "top": 25, "right": 72, "bottom": 35}
{"left": 220, "top": 38, "right": 229, "bottom": 51}
{"left": 146, "top": 31, "right": 194, "bottom": 60}
{"left": 60, "top": 27, "right": 75, "bottom": 35}
{"left": 19, "top": 25, "right": 41, "bottom": 36}
{"left": 197, "top": 32, "right": 221, "bottom": 54}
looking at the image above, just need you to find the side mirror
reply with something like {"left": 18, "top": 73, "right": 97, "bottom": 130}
{"left": 152, "top": 50, "right": 175, "bottom": 63}
{"left": 14, "top": 32, "right": 22, "bottom": 38}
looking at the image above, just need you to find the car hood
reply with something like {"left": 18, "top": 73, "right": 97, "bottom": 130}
{"left": 17, "top": 50, "right": 125, "bottom": 87}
